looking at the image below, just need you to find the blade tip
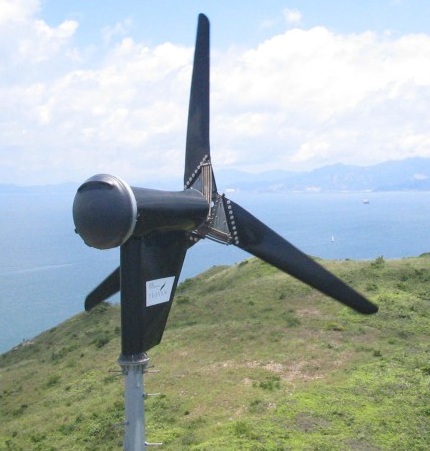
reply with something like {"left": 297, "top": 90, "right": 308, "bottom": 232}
{"left": 84, "top": 296, "right": 95, "bottom": 312}
{"left": 198, "top": 13, "right": 209, "bottom": 27}
{"left": 360, "top": 302, "right": 379, "bottom": 314}
{"left": 369, "top": 305, "right": 379, "bottom": 314}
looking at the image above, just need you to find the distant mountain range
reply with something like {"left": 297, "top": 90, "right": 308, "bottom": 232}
{"left": 2, "top": 157, "right": 430, "bottom": 193}
{"left": 217, "top": 157, "right": 430, "bottom": 193}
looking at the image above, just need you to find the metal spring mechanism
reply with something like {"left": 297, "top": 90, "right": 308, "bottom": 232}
{"left": 199, "top": 162, "right": 213, "bottom": 207}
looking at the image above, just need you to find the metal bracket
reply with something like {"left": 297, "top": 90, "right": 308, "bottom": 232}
{"left": 198, "top": 193, "right": 232, "bottom": 244}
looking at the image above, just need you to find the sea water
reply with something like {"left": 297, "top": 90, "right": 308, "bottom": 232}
{"left": 0, "top": 189, "right": 429, "bottom": 354}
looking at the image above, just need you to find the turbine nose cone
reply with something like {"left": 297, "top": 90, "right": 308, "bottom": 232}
{"left": 73, "top": 174, "right": 137, "bottom": 249}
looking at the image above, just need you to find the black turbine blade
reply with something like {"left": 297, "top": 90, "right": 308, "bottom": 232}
{"left": 85, "top": 267, "right": 120, "bottom": 311}
{"left": 184, "top": 13, "right": 210, "bottom": 186}
{"left": 224, "top": 198, "right": 378, "bottom": 314}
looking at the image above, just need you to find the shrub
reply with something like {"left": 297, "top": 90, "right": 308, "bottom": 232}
{"left": 256, "top": 375, "right": 281, "bottom": 391}
{"left": 46, "top": 374, "right": 61, "bottom": 387}
{"left": 93, "top": 335, "right": 110, "bottom": 349}
{"left": 176, "top": 296, "right": 191, "bottom": 305}
{"left": 371, "top": 256, "right": 385, "bottom": 268}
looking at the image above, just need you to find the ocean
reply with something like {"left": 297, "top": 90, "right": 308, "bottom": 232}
{"left": 1, "top": 188, "right": 429, "bottom": 354}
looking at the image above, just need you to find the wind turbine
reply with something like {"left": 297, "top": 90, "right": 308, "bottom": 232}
{"left": 73, "top": 13, "right": 378, "bottom": 450}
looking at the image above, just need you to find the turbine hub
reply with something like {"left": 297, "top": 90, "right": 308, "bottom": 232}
{"left": 73, "top": 174, "right": 137, "bottom": 249}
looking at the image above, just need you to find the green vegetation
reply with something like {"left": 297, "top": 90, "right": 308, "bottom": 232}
{"left": 1, "top": 256, "right": 429, "bottom": 450}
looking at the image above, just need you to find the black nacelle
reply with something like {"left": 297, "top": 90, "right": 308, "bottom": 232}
{"left": 73, "top": 174, "right": 209, "bottom": 250}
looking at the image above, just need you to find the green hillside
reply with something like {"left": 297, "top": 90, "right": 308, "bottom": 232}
{"left": 1, "top": 256, "right": 429, "bottom": 450}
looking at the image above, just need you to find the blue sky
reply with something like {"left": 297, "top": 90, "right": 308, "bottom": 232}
{"left": 41, "top": 1, "right": 430, "bottom": 46}
{"left": 1, "top": 0, "right": 430, "bottom": 185}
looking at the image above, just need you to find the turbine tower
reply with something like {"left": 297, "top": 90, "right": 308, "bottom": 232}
{"left": 73, "top": 14, "right": 378, "bottom": 450}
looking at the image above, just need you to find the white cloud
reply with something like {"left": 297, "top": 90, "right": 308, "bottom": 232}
{"left": 17, "top": 19, "right": 78, "bottom": 63}
{"left": 212, "top": 27, "right": 430, "bottom": 171}
{"left": 102, "top": 19, "right": 133, "bottom": 46}
{"left": 0, "top": 0, "right": 40, "bottom": 25}
{"left": 0, "top": 0, "right": 79, "bottom": 78}
{"left": 283, "top": 8, "right": 302, "bottom": 25}
{"left": 1, "top": 3, "right": 430, "bottom": 185}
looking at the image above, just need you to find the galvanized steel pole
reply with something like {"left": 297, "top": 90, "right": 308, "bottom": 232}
{"left": 119, "top": 355, "right": 149, "bottom": 450}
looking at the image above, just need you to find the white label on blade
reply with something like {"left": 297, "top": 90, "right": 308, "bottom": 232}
{"left": 146, "top": 276, "right": 175, "bottom": 307}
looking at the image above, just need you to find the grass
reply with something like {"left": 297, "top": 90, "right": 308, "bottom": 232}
{"left": 1, "top": 256, "right": 429, "bottom": 449}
